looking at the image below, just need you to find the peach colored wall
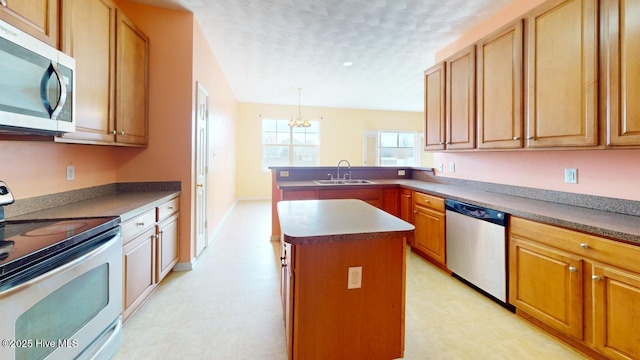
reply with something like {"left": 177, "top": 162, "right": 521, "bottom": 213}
{"left": 114, "top": 2, "right": 195, "bottom": 262}
{"left": 431, "top": 0, "right": 640, "bottom": 201}
{"left": 0, "top": 141, "right": 116, "bottom": 199}
{"left": 191, "top": 20, "right": 238, "bottom": 239}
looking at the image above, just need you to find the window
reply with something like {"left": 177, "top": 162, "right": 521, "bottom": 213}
{"left": 262, "top": 118, "right": 319, "bottom": 170}
{"left": 364, "top": 131, "right": 420, "bottom": 166}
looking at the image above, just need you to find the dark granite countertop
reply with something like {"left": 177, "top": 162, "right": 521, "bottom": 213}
{"left": 278, "top": 199, "right": 414, "bottom": 245}
{"left": 277, "top": 179, "right": 640, "bottom": 245}
{"left": 9, "top": 190, "right": 180, "bottom": 223}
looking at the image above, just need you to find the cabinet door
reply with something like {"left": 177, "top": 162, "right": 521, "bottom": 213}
{"left": 413, "top": 205, "right": 445, "bottom": 266}
{"left": 606, "top": 0, "right": 640, "bottom": 146}
{"left": 592, "top": 264, "right": 640, "bottom": 360}
{"left": 156, "top": 213, "right": 179, "bottom": 283}
{"left": 424, "top": 63, "right": 446, "bottom": 150}
{"left": 0, "top": 0, "right": 58, "bottom": 47}
{"left": 57, "top": 0, "right": 116, "bottom": 144}
{"left": 116, "top": 10, "right": 148, "bottom": 146}
{"left": 526, "top": 0, "right": 598, "bottom": 148}
{"left": 123, "top": 227, "right": 156, "bottom": 320}
{"left": 477, "top": 20, "right": 524, "bottom": 149}
{"left": 446, "top": 45, "right": 476, "bottom": 150}
{"left": 399, "top": 189, "right": 412, "bottom": 223}
{"left": 279, "top": 241, "right": 294, "bottom": 359}
{"left": 509, "top": 238, "right": 583, "bottom": 340}
{"left": 382, "top": 188, "right": 400, "bottom": 217}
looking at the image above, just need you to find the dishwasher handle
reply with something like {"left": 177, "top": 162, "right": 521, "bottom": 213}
{"left": 445, "top": 199, "right": 507, "bottom": 226}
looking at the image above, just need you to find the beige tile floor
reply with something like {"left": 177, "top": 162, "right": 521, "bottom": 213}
{"left": 113, "top": 200, "right": 587, "bottom": 360}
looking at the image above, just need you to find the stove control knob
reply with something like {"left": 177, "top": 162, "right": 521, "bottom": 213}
{"left": 0, "top": 186, "right": 7, "bottom": 195}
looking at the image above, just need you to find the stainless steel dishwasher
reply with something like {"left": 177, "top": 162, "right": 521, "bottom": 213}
{"left": 445, "top": 199, "right": 513, "bottom": 310}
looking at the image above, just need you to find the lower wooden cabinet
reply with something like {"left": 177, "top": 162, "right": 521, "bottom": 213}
{"left": 399, "top": 189, "right": 413, "bottom": 246}
{"left": 412, "top": 191, "right": 446, "bottom": 268}
{"left": 122, "top": 226, "right": 155, "bottom": 320}
{"left": 122, "top": 196, "right": 180, "bottom": 321}
{"left": 509, "top": 216, "right": 640, "bottom": 360}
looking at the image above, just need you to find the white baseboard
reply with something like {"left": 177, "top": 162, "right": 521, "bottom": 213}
{"left": 174, "top": 258, "right": 197, "bottom": 271}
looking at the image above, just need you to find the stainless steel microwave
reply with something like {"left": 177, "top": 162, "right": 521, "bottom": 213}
{"left": 0, "top": 20, "right": 75, "bottom": 135}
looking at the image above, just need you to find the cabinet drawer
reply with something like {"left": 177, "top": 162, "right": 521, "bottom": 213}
{"left": 283, "top": 190, "right": 316, "bottom": 200}
{"left": 157, "top": 197, "right": 179, "bottom": 221}
{"left": 413, "top": 192, "right": 445, "bottom": 212}
{"left": 510, "top": 217, "right": 640, "bottom": 274}
{"left": 121, "top": 208, "right": 155, "bottom": 244}
{"left": 319, "top": 188, "right": 380, "bottom": 201}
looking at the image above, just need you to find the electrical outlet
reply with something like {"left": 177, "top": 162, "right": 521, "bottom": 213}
{"left": 565, "top": 168, "right": 578, "bottom": 184}
{"left": 280, "top": 170, "right": 289, "bottom": 177}
{"left": 347, "top": 266, "right": 362, "bottom": 289}
{"left": 398, "top": 170, "right": 405, "bottom": 176}
{"left": 449, "top": 162, "right": 455, "bottom": 172}
{"left": 437, "top": 163, "right": 444, "bottom": 172}
{"left": 66, "top": 165, "right": 75, "bottom": 181}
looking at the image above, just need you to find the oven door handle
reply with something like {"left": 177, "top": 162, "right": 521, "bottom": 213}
{"left": 0, "top": 231, "right": 120, "bottom": 296}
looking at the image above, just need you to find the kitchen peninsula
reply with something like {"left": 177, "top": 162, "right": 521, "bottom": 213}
{"left": 278, "top": 199, "right": 414, "bottom": 360}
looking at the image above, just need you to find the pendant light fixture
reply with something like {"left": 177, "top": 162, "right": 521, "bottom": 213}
{"left": 289, "top": 88, "right": 311, "bottom": 127}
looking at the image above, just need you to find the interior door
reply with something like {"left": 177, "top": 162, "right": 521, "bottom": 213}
{"left": 363, "top": 131, "right": 378, "bottom": 165}
{"left": 195, "top": 82, "right": 209, "bottom": 257}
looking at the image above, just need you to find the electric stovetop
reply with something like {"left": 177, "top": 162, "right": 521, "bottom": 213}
{"left": 0, "top": 216, "right": 120, "bottom": 285}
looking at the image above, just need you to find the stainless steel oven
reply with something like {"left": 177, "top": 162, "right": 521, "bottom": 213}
{"left": 0, "top": 182, "right": 122, "bottom": 360}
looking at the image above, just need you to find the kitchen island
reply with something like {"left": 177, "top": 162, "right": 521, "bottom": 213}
{"left": 278, "top": 199, "right": 414, "bottom": 360}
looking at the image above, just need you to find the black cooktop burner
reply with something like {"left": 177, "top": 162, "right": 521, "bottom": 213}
{"left": 0, "top": 217, "right": 120, "bottom": 285}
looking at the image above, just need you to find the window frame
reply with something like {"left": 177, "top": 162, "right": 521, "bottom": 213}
{"left": 262, "top": 118, "right": 320, "bottom": 170}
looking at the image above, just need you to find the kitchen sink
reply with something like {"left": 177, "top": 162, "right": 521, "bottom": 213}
{"left": 314, "top": 179, "right": 374, "bottom": 185}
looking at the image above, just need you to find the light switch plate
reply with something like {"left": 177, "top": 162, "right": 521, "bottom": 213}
{"left": 449, "top": 162, "right": 455, "bottom": 172}
{"left": 565, "top": 168, "right": 577, "bottom": 184}
{"left": 66, "top": 165, "right": 75, "bottom": 181}
{"left": 348, "top": 266, "right": 362, "bottom": 289}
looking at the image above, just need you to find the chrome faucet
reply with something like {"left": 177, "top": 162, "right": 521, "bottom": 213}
{"left": 337, "top": 159, "right": 351, "bottom": 180}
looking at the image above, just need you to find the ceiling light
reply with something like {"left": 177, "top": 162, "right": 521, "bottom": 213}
{"left": 289, "top": 88, "right": 311, "bottom": 127}
{"left": 343, "top": 61, "right": 353, "bottom": 67}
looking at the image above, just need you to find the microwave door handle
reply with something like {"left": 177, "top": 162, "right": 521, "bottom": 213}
{"left": 39, "top": 62, "right": 67, "bottom": 120}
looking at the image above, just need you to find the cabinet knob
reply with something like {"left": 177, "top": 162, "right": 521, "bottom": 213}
{"left": 592, "top": 275, "right": 601, "bottom": 282}
{"left": 119, "top": 131, "right": 125, "bottom": 135}
{"left": 580, "top": 243, "right": 589, "bottom": 249}
{"left": 568, "top": 266, "right": 577, "bottom": 272}
{"left": 136, "top": 221, "right": 145, "bottom": 227}
{"left": 0, "top": 0, "right": 6, "bottom": 7}
{"left": 513, "top": 137, "right": 520, "bottom": 141}
{"left": 111, "top": 130, "right": 117, "bottom": 135}
{"left": 526, "top": 136, "right": 534, "bottom": 140}
{"left": 402, "top": 194, "right": 411, "bottom": 198}
{"left": 413, "top": 210, "right": 417, "bottom": 214}
{"left": 445, "top": 141, "right": 451, "bottom": 145}
{"left": 439, "top": 142, "right": 444, "bottom": 145}
{"left": 167, "top": 206, "right": 174, "bottom": 210}
{"left": 424, "top": 199, "right": 430, "bottom": 203}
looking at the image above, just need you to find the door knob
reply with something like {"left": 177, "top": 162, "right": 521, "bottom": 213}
{"left": 196, "top": 183, "right": 203, "bottom": 188}
{"left": 0, "top": 0, "right": 6, "bottom": 7}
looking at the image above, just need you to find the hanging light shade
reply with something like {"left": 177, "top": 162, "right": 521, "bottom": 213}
{"left": 289, "top": 88, "right": 311, "bottom": 127}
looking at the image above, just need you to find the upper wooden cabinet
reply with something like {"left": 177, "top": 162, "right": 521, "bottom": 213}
{"left": 446, "top": 45, "right": 476, "bottom": 150}
{"left": 0, "top": 0, "right": 59, "bottom": 47}
{"left": 58, "top": 0, "right": 116, "bottom": 144}
{"left": 423, "top": 63, "right": 446, "bottom": 151}
{"left": 477, "top": 20, "right": 524, "bottom": 149}
{"left": 56, "top": 3, "right": 148, "bottom": 147}
{"left": 525, "top": 0, "right": 598, "bottom": 148}
{"left": 116, "top": 10, "right": 149, "bottom": 146}
{"left": 605, "top": 0, "right": 640, "bottom": 146}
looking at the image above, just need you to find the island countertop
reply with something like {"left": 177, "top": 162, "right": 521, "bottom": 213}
{"left": 277, "top": 199, "right": 414, "bottom": 245}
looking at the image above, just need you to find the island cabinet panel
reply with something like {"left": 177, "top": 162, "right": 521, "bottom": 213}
{"left": 477, "top": 19, "right": 524, "bottom": 149}
{"left": 424, "top": 63, "right": 446, "bottom": 150}
{"left": 525, "top": 0, "right": 598, "bottom": 148}
{"left": 291, "top": 237, "right": 405, "bottom": 360}
{"left": 0, "top": 0, "right": 58, "bottom": 47}
{"left": 605, "top": 0, "right": 640, "bottom": 146}
{"left": 282, "top": 190, "right": 316, "bottom": 201}
{"left": 446, "top": 45, "right": 476, "bottom": 150}
{"left": 509, "top": 216, "right": 640, "bottom": 359}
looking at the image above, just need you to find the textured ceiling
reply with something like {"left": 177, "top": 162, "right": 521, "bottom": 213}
{"left": 126, "top": 0, "right": 513, "bottom": 112}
